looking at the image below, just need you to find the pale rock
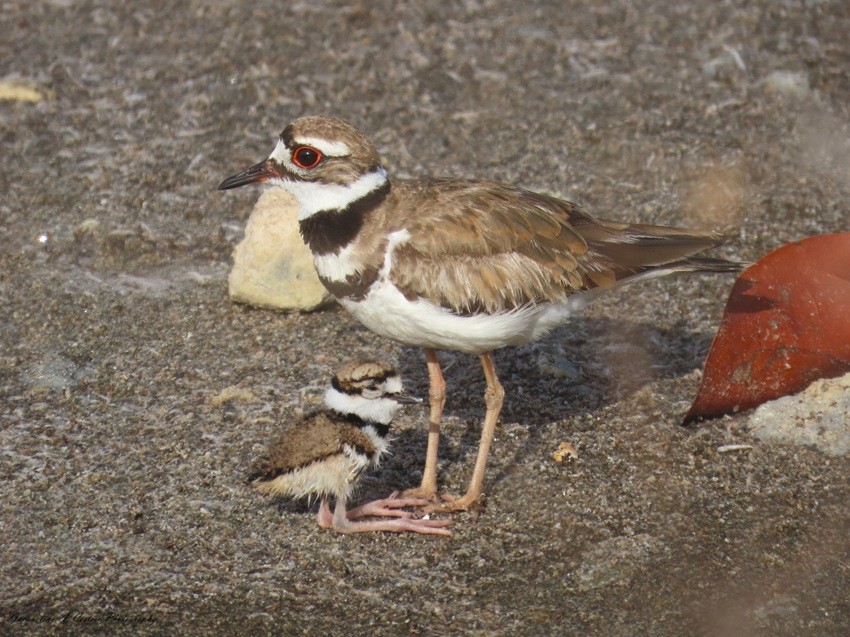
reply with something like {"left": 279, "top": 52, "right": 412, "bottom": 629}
{"left": 23, "top": 354, "right": 90, "bottom": 392}
{"left": 73, "top": 218, "right": 102, "bottom": 241}
{"left": 701, "top": 48, "right": 746, "bottom": 80}
{"left": 0, "top": 80, "right": 45, "bottom": 102}
{"left": 228, "top": 189, "right": 330, "bottom": 311}
{"left": 758, "top": 70, "right": 811, "bottom": 99}
{"left": 746, "top": 372, "right": 850, "bottom": 456}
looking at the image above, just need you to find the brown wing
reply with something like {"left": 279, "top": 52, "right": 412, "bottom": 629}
{"left": 248, "top": 413, "right": 376, "bottom": 482}
{"left": 389, "top": 178, "right": 731, "bottom": 314}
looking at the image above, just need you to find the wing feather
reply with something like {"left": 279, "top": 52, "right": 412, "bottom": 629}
{"left": 386, "top": 179, "right": 730, "bottom": 314}
{"left": 248, "top": 414, "right": 376, "bottom": 481}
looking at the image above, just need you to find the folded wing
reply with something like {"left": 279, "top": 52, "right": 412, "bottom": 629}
{"left": 389, "top": 179, "right": 736, "bottom": 314}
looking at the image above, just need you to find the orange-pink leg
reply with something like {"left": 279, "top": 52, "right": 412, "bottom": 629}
{"left": 317, "top": 495, "right": 452, "bottom": 536}
{"left": 403, "top": 348, "right": 446, "bottom": 500}
{"left": 348, "top": 491, "right": 442, "bottom": 519}
{"left": 431, "top": 352, "right": 504, "bottom": 513}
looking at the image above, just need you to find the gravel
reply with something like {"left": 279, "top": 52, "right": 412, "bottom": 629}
{"left": 2, "top": 1, "right": 849, "bottom": 635}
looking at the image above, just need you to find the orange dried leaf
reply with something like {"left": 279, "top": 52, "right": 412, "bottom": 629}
{"left": 685, "top": 233, "right": 850, "bottom": 423}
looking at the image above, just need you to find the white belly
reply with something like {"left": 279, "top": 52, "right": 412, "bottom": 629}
{"left": 339, "top": 279, "right": 600, "bottom": 355}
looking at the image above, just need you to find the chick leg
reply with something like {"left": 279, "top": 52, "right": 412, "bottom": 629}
{"left": 317, "top": 496, "right": 333, "bottom": 528}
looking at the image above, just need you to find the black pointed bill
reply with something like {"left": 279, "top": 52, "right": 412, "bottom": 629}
{"left": 217, "top": 159, "right": 280, "bottom": 190}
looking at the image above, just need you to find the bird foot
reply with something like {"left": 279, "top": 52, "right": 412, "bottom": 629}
{"left": 422, "top": 492, "right": 484, "bottom": 518}
{"left": 401, "top": 486, "right": 471, "bottom": 510}
{"left": 347, "top": 491, "right": 438, "bottom": 520}
{"left": 332, "top": 515, "right": 452, "bottom": 536}
{"left": 399, "top": 485, "right": 441, "bottom": 501}
{"left": 317, "top": 492, "right": 452, "bottom": 535}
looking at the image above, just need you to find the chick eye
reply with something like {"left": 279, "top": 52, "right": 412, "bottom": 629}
{"left": 292, "top": 146, "right": 323, "bottom": 169}
{"left": 360, "top": 384, "right": 382, "bottom": 398}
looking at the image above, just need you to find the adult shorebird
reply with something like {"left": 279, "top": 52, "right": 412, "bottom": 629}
{"left": 222, "top": 115, "right": 740, "bottom": 512}
{"left": 249, "top": 360, "right": 451, "bottom": 535}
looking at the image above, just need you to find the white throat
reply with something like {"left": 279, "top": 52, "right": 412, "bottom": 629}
{"left": 271, "top": 168, "right": 388, "bottom": 220}
{"left": 324, "top": 387, "right": 401, "bottom": 424}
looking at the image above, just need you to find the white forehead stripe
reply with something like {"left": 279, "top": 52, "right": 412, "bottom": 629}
{"left": 385, "top": 376, "right": 403, "bottom": 394}
{"left": 274, "top": 168, "right": 388, "bottom": 219}
{"left": 269, "top": 139, "right": 292, "bottom": 166}
{"left": 293, "top": 136, "right": 351, "bottom": 157}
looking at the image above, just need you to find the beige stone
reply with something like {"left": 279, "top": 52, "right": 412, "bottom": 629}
{"left": 758, "top": 70, "right": 810, "bottom": 99}
{"left": 0, "top": 80, "right": 45, "bottom": 102}
{"left": 228, "top": 189, "right": 331, "bottom": 310}
{"left": 747, "top": 372, "right": 850, "bottom": 457}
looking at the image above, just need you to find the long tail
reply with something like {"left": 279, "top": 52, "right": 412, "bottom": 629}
{"left": 574, "top": 215, "right": 744, "bottom": 280}
{"left": 657, "top": 256, "right": 746, "bottom": 275}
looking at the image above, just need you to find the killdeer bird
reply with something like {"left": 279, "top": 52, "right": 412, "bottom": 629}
{"left": 248, "top": 361, "right": 452, "bottom": 535}
{"left": 222, "top": 115, "right": 741, "bottom": 512}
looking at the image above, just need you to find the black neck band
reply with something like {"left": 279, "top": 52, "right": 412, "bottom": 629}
{"left": 340, "top": 412, "right": 390, "bottom": 437}
{"left": 299, "top": 180, "right": 391, "bottom": 255}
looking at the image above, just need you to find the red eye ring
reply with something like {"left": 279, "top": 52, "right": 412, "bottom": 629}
{"left": 292, "top": 146, "right": 323, "bottom": 169}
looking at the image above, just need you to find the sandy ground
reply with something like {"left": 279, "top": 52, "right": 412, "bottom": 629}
{"left": 2, "top": 1, "right": 849, "bottom": 635}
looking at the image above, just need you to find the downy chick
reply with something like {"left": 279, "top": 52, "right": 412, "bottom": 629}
{"left": 249, "top": 361, "right": 451, "bottom": 535}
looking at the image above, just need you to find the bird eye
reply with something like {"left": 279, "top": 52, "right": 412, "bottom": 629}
{"left": 292, "top": 146, "right": 323, "bottom": 169}
{"left": 360, "top": 384, "right": 383, "bottom": 399}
